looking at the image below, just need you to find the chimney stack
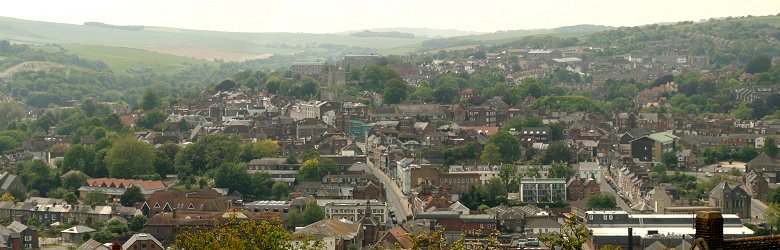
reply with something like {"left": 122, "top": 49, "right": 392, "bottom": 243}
{"left": 695, "top": 211, "right": 724, "bottom": 250}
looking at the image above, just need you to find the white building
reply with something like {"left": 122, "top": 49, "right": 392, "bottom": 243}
{"left": 316, "top": 199, "right": 389, "bottom": 224}
{"left": 517, "top": 178, "right": 567, "bottom": 203}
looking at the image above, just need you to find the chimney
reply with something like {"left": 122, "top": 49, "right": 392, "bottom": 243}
{"left": 695, "top": 211, "right": 724, "bottom": 250}
{"left": 627, "top": 227, "right": 633, "bottom": 250}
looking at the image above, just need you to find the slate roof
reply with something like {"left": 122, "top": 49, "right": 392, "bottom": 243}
{"left": 61, "top": 225, "right": 96, "bottom": 234}
{"left": 76, "top": 239, "right": 109, "bottom": 250}
{"left": 293, "top": 219, "right": 361, "bottom": 241}
{"left": 122, "top": 233, "right": 164, "bottom": 250}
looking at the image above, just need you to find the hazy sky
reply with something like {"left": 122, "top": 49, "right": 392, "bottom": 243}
{"left": 2, "top": 0, "right": 779, "bottom": 33}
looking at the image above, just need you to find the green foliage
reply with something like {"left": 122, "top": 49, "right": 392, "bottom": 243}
{"left": 529, "top": 95, "right": 600, "bottom": 113}
{"left": 765, "top": 136, "right": 778, "bottom": 158}
{"left": 120, "top": 186, "right": 145, "bottom": 207}
{"left": 297, "top": 158, "right": 339, "bottom": 182}
{"left": 105, "top": 137, "right": 156, "bottom": 178}
{"left": 18, "top": 160, "right": 56, "bottom": 197}
{"left": 302, "top": 201, "right": 325, "bottom": 225}
{"left": 137, "top": 109, "right": 168, "bottom": 130}
{"left": 498, "top": 164, "right": 522, "bottom": 192}
{"left": 587, "top": 194, "right": 618, "bottom": 210}
{"left": 61, "top": 172, "right": 89, "bottom": 192}
{"left": 63, "top": 192, "right": 78, "bottom": 205}
{"left": 443, "top": 142, "right": 480, "bottom": 165}
{"left": 172, "top": 216, "right": 321, "bottom": 250}
{"left": 175, "top": 134, "right": 241, "bottom": 175}
{"left": 139, "top": 88, "right": 161, "bottom": 111}
{"left": 460, "top": 178, "right": 508, "bottom": 209}
{"left": 542, "top": 141, "right": 572, "bottom": 164}
{"left": 271, "top": 182, "right": 289, "bottom": 201}
{"left": 63, "top": 145, "right": 96, "bottom": 176}
{"left": 0, "top": 136, "right": 19, "bottom": 153}
{"left": 486, "top": 131, "right": 520, "bottom": 164}
{"left": 213, "top": 162, "right": 272, "bottom": 200}
{"left": 382, "top": 78, "right": 409, "bottom": 104}
{"left": 745, "top": 55, "right": 772, "bottom": 74}
{"left": 547, "top": 162, "right": 575, "bottom": 179}
{"left": 85, "top": 191, "right": 107, "bottom": 206}
{"left": 539, "top": 217, "right": 590, "bottom": 250}
{"left": 128, "top": 215, "right": 148, "bottom": 232}
{"left": 239, "top": 140, "right": 281, "bottom": 162}
{"left": 480, "top": 143, "right": 502, "bottom": 165}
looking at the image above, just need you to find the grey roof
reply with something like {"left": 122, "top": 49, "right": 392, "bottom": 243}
{"left": 0, "top": 172, "right": 18, "bottom": 190}
{"left": 6, "top": 221, "right": 28, "bottom": 233}
{"left": 524, "top": 217, "right": 560, "bottom": 229}
{"left": 122, "top": 233, "right": 163, "bottom": 250}
{"left": 76, "top": 239, "right": 110, "bottom": 250}
{"left": 62, "top": 225, "right": 96, "bottom": 234}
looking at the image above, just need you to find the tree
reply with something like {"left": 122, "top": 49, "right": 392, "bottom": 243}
{"left": 481, "top": 178, "right": 508, "bottom": 206}
{"left": 662, "top": 151, "right": 678, "bottom": 169}
{"left": 285, "top": 207, "right": 305, "bottom": 228}
{"left": 548, "top": 162, "right": 575, "bottom": 179}
{"left": 272, "top": 182, "right": 289, "bottom": 200}
{"left": 486, "top": 131, "right": 521, "bottom": 163}
{"left": 745, "top": 55, "right": 772, "bottom": 74}
{"left": 298, "top": 159, "right": 322, "bottom": 182}
{"left": 85, "top": 191, "right": 107, "bottom": 206}
{"left": 498, "top": 164, "right": 521, "bottom": 192}
{"left": 120, "top": 186, "right": 146, "bottom": 207}
{"left": 129, "top": 215, "right": 148, "bottom": 232}
{"left": 137, "top": 109, "right": 168, "bottom": 130}
{"left": 172, "top": 216, "right": 321, "bottom": 250}
{"left": 239, "top": 140, "right": 281, "bottom": 161}
{"left": 0, "top": 136, "right": 18, "bottom": 154}
{"left": 62, "top": 171, "right": 89, "bottom": 192}
{"left": 526, "top": 166, "right": 542, "bottom": 178}
{"left": 480, "top": 143, "right": 503, "bottom": 165}
{"left": 18, "top": 160, "right": 56, "bottom": 197}
{"left": 153, "top": 150, "right": 174, "bottom": 178}
{"left": 542, "top": 141, "right": 572, "bottom": 164}
{"left": 139, "top": 88, "right": 161, "bottom": 111}
{"left": 540, "top": 216, "right": 590, "bottom": 250}
{"left": 64, "top": 145, "right": 95, "bottom": 175}
{"left": 175, "top": 134, "right": 241, "bottom": 175}
{"left": 765, "top": 136, "right": 779, "bottom": 158}
{"left": 766, "top": 203, "right": 780, "bottom": 234}
{"left": 1, "top": 192, "right": 14, "bottom": 202}
{"left": 302, "top": 201, "right": 325, "bottom": 225}
{"left": 63, "top": 193, "right": 78, "bottom": 205}
{"left": 587, "top": 194, "right": 618, "bottom": 210}
{"left": 382, "top": 79, "right": 408, "bottom": 104}
{"left": 106, "top": 137, "right": 156, "bottom": 178}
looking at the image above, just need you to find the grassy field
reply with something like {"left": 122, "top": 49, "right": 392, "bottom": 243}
{"left": 63, "top": 44, "right": 216, "bottom": 75}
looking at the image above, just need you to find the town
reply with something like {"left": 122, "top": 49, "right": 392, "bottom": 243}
{"left": 1, "top": 9, "right": 780, "bottom": 250}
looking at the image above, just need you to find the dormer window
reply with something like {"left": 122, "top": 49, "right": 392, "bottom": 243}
{"left": 188, "top": 203, "right": 195, "bottom": 209}
{"left": 154, "top": 202, "right": 160, "bottom": 208}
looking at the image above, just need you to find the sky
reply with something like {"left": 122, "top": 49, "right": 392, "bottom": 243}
{"left": 1, "top": 0, "right": 779, "bottom": 34}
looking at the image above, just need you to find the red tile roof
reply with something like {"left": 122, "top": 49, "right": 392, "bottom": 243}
{"left": 87, "top": 178, "right": 166, "bottom": 191}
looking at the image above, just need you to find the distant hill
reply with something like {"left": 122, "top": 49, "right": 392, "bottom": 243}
{"left": 344, "top": 27, "right": 486, "bottom": 38}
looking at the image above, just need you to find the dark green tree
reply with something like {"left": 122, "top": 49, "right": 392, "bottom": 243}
{"left": 587, "top": 194, "right": 618, "bottom": 210}
{"left": 106, "top": 137, "right": 156, "bottom": 178}
{"left": 139, "top": 88, "right": 161, "bottom": 111}
{"left": 383, "top": 79, "right": 408, "bottom": 104}
{"left": 486, "top": 131, "right": 521, "bottom": 163}
{"left": 63, "top": 145, "right": 95, "bottom": 175}
{"left": 745, "top": 55, "right": 772, "bottom": 74}
{"left": 272, "top": 182, "right": 289, "bottom": 200}
{"left": 765, "top": 136, "right": 779, "bottom": 158}
{"left": 120, "top": 186, "right": 145, "bottom": 207}
{"left": 128, "top": 215, "right": 148, "bottom": 232}
{"left": 542, "top": 141, "right": 572, "bottom": 164}
{"left": 302, "top": 201, "right": 325, "bottom": 224}
{"left": 85, "top": 191, "right": 107, "bottom": 206}
{"left": 547, "top": 162, "right": 575, "bottom": 179}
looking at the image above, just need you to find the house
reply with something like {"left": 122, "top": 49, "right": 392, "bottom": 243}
{"left": 709, "top": 182, "right": 751, "bottom": 219}
{"left": 292, "top": 219, "right": 363, "bottom": 250}
{"left": 629, "top": 132, "right": 678, "bottom": 162}
{"left": 746, "top": 153, "right": 780, "bottom": 183}
{"left": 485, "top": 205, "right": 524, "bottom": 233}
{"left": 121, "top": 233, "right": 164, "bottom": 250}
{"left": 79, "top": 178, "right": 166, "bottom": 203}
{"left": 524, "top": 216, "right": 561, "bottom": 235}
{"left": 566, "top": 177, "right": 600, "bottom": 202}
{"left": 76, "top": 239, "right": 110, "bottom": 250}
{"left": 414, "top": 211, "right": 497, "bottom": 235}
{"left": 61, "top": 225, "right": 96, "bottom": 243}
{"left": 743, "top": 170, "right": 770, "bottom": 201}
{"left": 6, "top": 221, "right": 37, "bottom": 249}
{"left": 0, "top": 172, "right": 25, "bottom": 198}
{"left": 291, "top": 62, "right": 326, "bottom": 75}
{"left": 140, "top": 188, "right": 240, "bottom": 217}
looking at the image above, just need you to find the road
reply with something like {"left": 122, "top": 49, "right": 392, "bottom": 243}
{"left": 362, "top": 155, "right": 413, "bottom": 222}
{"left": 598, "top": 174, "right": 633, "bottom": 212}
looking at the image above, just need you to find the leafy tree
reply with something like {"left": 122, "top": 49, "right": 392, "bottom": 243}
{"left": 175, "top": 134, "right": 241, "bottom": 175}
{"left": 434, "top": 83, "right": 459, "bottom": 104}
{"left": 106, "top": 137, "right": 156, "bottom": 178}
{"left": 1, "top": 192, "right": 14, "bottom": 202}
{"left": 0, "top": 136, "right": 18, "bottom": 153}
{"left": 85, "top": 191, "right": 107, "bottom": 206}
{"left": 63, "top": 193, "right": 78, "bottom": 205}
{"left": 481, "top": 178, "right": 508, "bottom": 206}
{"left": 587, "top": 194, "right": 618, "bottom": 210}
{"left": 480, "top": 143, "right": 503, "bottom": 165}
{"left": 91, "top": 230, "right": 118, "bottom": 243}
{"left": 285, "top": 207, "right": 305, "bottom": 228}
{"left": 542, "top": 141, "right": 572, "bottom": 164}
{"left": 539, "top": 216, "right": 590, "bottom": 250}
{"left": 486, "top": 131, "right": 520, "bottom": 163}
{"left": 139, "top": 88, "right": 161, "bottom": 111}
{"left": 498, "top": 164, "right": 521, "bottom": 192}
{"left": 382, "top": 79, "right": 408, "bottom": 104}
{"left": 120, "top": 186, "right": 146, "bottom": 207}
{"left": 548, "top": 162, "right": 575, "bottom": 179}
{"left": 769, "top": 187, "right": 780, "bottom": 204}
{"left": 214, "top": 162, "right": 272, "bottom": 200}
{"left": 62, "top": 172, "right": 89, "bottom": 192}
{"left": 153, "top": 150, "right": 174, "bottom": 178}
{"left": 64, "top": 145, "right": 95, "bottom": 175}
{"left": 765, "top": 136, "right": 779, "bottom": 158}
{"left": 302, "top": 201, "right": 325, "bottom": 225}
{"left": 271, "top": 182, "right": 289, "bottom": 200}
{"left": 298, "top": 159, "right": 323, "bottom": 182}
{"left": 526, "top": 166, "right": 542, "bottom": 178}
{"left": 239, "top": 140, "right": 281, "bottom": 161}
{"left": 129, "top": 215, "right": 148, "bottom": 232}
{"left": 745, "top": 55, "right": 772, "bottom": 74}
{"left": 172, "top": 216, "right": 321, "bottom": 250}
{"left": 766, "top": 203, "right": 780, "bottom": 234}
{"left": 137, "top": 109, "right": 168, "bottom": 130}
{"left": 47, "top": 187, "right": 71, "bottom": 199}
{"left": 18, "top": 160, "right": 56, "bottom": 196}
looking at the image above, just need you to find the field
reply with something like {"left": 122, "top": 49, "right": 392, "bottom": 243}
{"left": 63, "top": 44, "right": 217, "bottom": 75}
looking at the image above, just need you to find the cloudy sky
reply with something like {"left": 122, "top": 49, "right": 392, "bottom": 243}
{"left": 2, "top": 0, "right": 779, "bottom": 33}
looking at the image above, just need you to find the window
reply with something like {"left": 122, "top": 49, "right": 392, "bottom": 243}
{"left": 603, "top": 215, "right": 607, "bottom": 220}
{"left": 24, "top": 235, "right": 31, "bottom": 241}
{"left": 609, "top": 215, "right": 613, "bottom": 220}
{"left": 589, "top": 215, "right": 593, "bottom": 220}
{"left": 154, "top": 202, "right": 160, "bottom": 208}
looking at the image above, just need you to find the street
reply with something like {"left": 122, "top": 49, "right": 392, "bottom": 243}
{"left": 751, "top": 199, "right": 768, "bottom": 223}
{"left": 598, "top": 173, "right": 633, "bottom": 212}
{"left": 363, "top": 156, "right": 413, "bottom": 222}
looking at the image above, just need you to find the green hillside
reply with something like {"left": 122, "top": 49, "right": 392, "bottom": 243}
{"left": 62, "top": 44, "right": 217, "bottom": 75}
